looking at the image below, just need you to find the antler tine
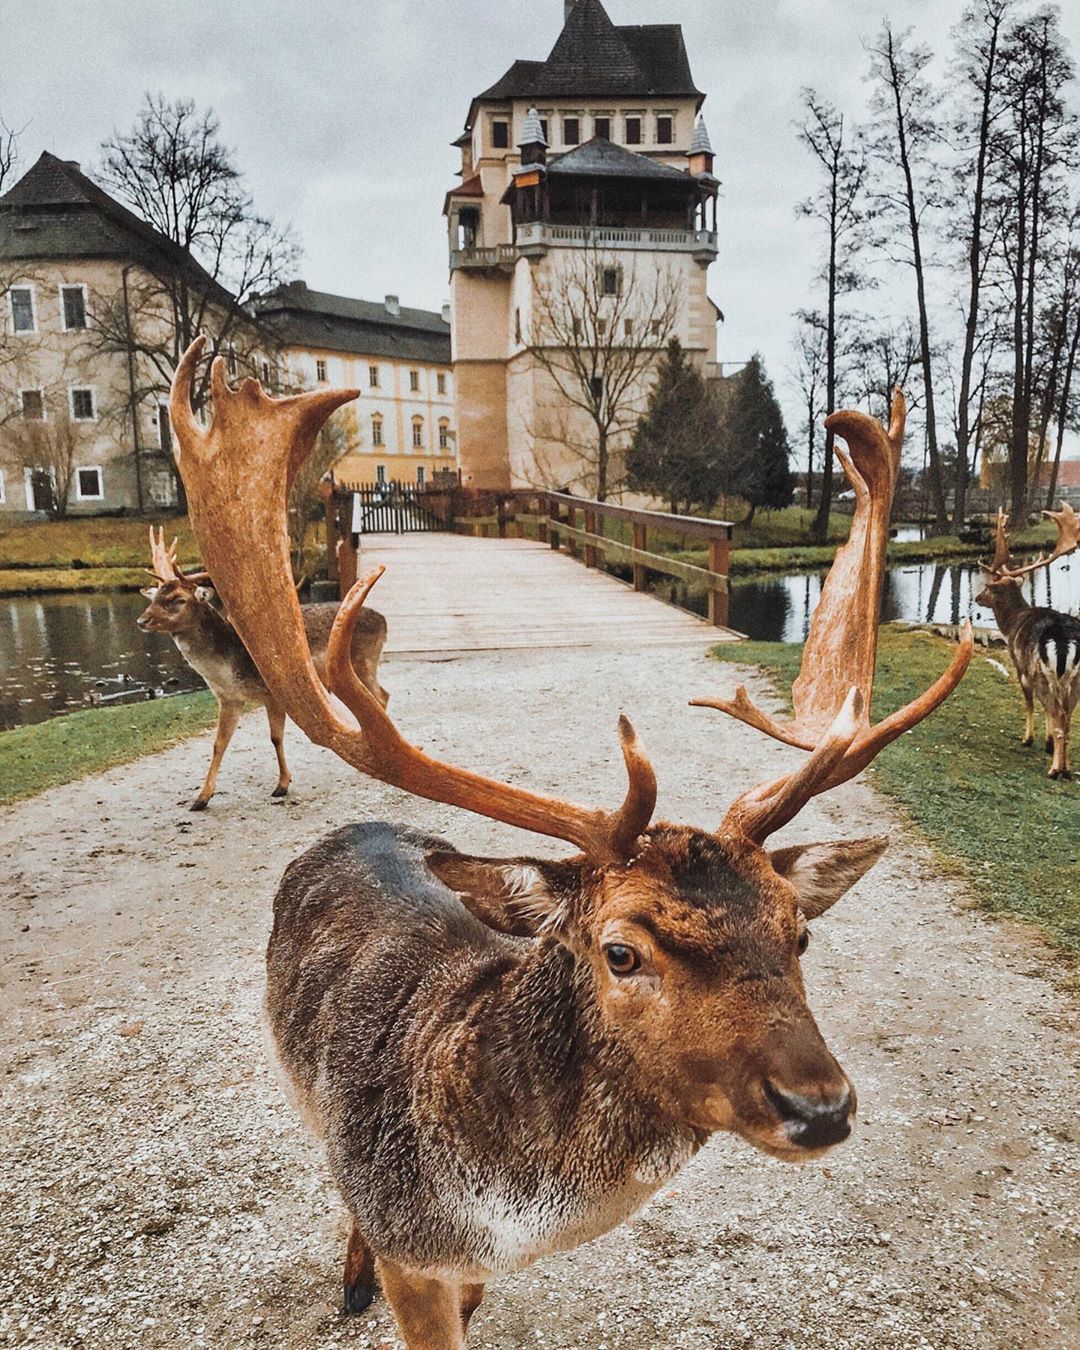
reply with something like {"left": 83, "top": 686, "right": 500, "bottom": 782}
{"left": 148, "top": 525, "right": 180, "bottom": 583}
{"left": 995, "top": 501, "right": 1080, "bottom": 580}
{"left": 169, "top": 338, "right": 657, "bottom": 863}
{"left": 985, "top": 509, "right": 1012, "bottom": 574}
{"left": 695, "top": 388, "right": 973, "bottom": 844}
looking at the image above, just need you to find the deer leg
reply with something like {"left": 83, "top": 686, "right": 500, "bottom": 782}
{"left": 1020, "top": 681, "right": 1035, "bottom": 746}
{"left": 1047, "top": 707, "right": 1065, "bottom": 779}
{"left": 460, "top": 1282, "right": 486, "bottom": 1333}
{"left": 191, "top": 701, "right": 242, "bottom": 810}
{"left": 1059, "top": 706, "right": 1073, "bottom": 781}
{"left": 376, "top": 1259, "right": 464, "bottom": 1350}
{"left": 342, "top": 1221, "right": 377, "bottom": 1316}
{"left": 266, "top": 703, "right": 292, "bottom": 799}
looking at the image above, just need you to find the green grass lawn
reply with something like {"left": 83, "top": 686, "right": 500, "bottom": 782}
{"left": 0, "top": 514, "right": 199, "bottom": 570}
{"left": 710, "top": 628, "right": 1080, "bottom": 966}
{"left": 0, "top": 691, "right": 217, "bottom": 806}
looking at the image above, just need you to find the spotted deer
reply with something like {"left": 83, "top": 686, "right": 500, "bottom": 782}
{"left": 975, "top": 506, "right": 1080, "bottom": 779}
{"left": 170, "top": 338, "right": 972, "bottom": 1350}
{"left": 137, "top": 527, "right": 388, "bottom": 809}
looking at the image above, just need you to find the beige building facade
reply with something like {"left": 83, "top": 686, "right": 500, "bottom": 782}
{"left": 445, "top": 0, "right": 720, "bottom": 492}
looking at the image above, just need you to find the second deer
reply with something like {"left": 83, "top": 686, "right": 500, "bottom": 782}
{"left": 137, "top": 527, "right": 389, "bottom": 808}
{"left": 170, "top": 341, "right": 972, "bottom": 1350}
{"left": 976, "top": 506, "right": 1080, "bottom": 779}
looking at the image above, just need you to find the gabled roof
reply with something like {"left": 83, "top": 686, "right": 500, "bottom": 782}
{"left": 0, "top": 152, "right": 235, "bottom": 309}
{"left": 471, "top": 0, "right": 702, "bottom": 116}
{"left": 256, "top": 282, "right": 451, "bottom": 365}
{"left": 547, "top": 138, "right": 694, "bottom": 183}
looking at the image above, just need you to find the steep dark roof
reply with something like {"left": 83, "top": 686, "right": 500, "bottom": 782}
{"left": 547, "top": 138, "right": 693, "bottom": 183}
{"left": 0, "top": 152, "right": 235, "bottom": 309}
{"left": 256, "top": 282, "right": 451, "bottom": 365}
{"left": 474, "top": 0, "right": 702, "bottom": 109}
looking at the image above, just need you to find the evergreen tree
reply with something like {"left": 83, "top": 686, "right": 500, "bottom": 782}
{"left": 718, "top": 355, "right": 794, "bottom": 523}
{"left": 625, "top": 339, "right": 722, "bottom": 513}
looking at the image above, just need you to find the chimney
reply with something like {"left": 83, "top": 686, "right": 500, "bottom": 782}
{"left": 384, "top": 294, "right": 400, "bottom": 317}
{"left": 441, "top": 302, "right": 451, "bottom": 324}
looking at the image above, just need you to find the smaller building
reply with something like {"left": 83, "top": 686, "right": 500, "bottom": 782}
{"left": 257, "top": 282, "right": 456, "bottom": 487}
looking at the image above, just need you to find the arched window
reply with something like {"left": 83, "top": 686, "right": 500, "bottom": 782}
{"left": 371, "top": 413, "right": 383, "bottom": 446}
{"left": 412, "top": 416, "right": 424, "bottom": 449}
{"left": 438, "top": 418, "right": 450, "bottom": 449}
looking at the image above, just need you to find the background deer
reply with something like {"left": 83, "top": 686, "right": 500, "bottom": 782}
{"left": 975, "top": 506, "right": 1080, "bottom": 779}
{"left": 170, "top": 339, "right": 972, "bottom": 1350}
{"left": 137, "top": 527, "right": 388, "bottom": 809}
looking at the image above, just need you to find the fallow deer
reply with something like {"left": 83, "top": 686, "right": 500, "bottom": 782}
{"left": 137, "top": 526, "right": 389, "bottom": 809}
{"left": 169, "top": 338, "right": 972, "bottom": 1350}
{"left": 975, "top": 505, "right": 1080, "bottom": 779}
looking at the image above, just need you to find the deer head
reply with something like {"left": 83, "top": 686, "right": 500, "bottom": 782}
{"left": 169, "top": 343, "right": 971, "bottom": 1159}
{"left": 975, "top": 504, "right": 1080, "bottom": 609}
{"left": 136, "top": 525, "right": 215, "bottom": 636}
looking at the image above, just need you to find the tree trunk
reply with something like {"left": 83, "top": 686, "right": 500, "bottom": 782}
{"left": 813, "top": 181, "right": 838, "bottom": 545}
{"left": 1046, "top": 310, "right": 1080, "bottom": 508}
{"left": 596, "top": 424, "right": 609, "bottom": 502}
{"left": 805, "top": 394, "right": 816, "bottom": 510}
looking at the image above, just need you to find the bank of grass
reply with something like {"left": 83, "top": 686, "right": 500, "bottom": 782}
{"left": 0, "top": 567, "right": 149, "bottom": 595}
{"left": 0, "top": 690, "right": 217, "bottom": 806}
{"left": 709, "top": 628, "right": 1080, "bottom": 965}
{"left": 0, "top": 514, "right": 197, "bottom": 569}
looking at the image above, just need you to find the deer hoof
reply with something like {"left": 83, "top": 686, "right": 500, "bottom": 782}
{"left": 1021, "top": 735, "right": 1034, "bottom": 747}
{"left": 190, "top": 798, "right": 210, "bottom": 812}
{"left": 343, "top": 1281, "right": 376, "bottom": 1316}
{"left": 1048, "top": 768, "right": 1061, "bottom": 780}
{"left": 271, "top": 785, "right": 289, "bottom": 799}
{"left": 1058, "top": 769, "right": 1073, "bottom": 782}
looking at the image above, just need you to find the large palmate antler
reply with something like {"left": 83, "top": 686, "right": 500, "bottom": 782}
{"left": 169, "top": 336, "right": 655, "bottom": 863}
{"left": 985, "top": 503, "right": 1080, "bottom": 581}
{"left": 692, "top": 391, "right": 973, "bottom": 843}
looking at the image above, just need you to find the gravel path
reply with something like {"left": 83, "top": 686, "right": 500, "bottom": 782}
{"left": 1, "top": 644, "right": 1077, "bottom": 1349}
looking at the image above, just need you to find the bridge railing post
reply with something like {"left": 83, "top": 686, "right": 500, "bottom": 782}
{"left": 632, "top": 521, "right": 647, "bottom": 590}
{"left": 708, "top": 529, "right": 732, "bottom": 628}
{"left": 583, "top": 508, "right": 597, "bottom": 568}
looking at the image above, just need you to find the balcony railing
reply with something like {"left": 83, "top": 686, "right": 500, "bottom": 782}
{"left": 450, "top": 224, "right": 719, "bottom": 272}
{"left": 449, "top": 244, "right": 518, "bottom": 271}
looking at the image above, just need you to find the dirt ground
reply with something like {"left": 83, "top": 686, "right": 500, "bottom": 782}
{"left": 1, "top": 644, "right": 1077, "bottom": 1349}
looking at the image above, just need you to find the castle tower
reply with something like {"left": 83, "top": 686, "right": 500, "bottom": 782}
{"left": 444, "top": 0, "right": 720, "bottom": 491}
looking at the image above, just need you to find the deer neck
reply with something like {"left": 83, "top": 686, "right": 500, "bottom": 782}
{"left": 173, "top": 601, "right": 258, "bottom": 683}
{"left": 986, "top": 581, "right": 1030, "bottom": 635}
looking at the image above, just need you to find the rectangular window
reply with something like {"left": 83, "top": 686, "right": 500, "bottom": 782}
{"left": 601, "top": 266, "right": 621, "bottom": 296}
{"left": 158, "top": 403, "right": 172, "bottom": 453}
{"left": 409, "top": 369, "right": 420, "bottom": 392}
{"left": 417, "top": 465, "right": 426, "bottom": 487}
{"left": 260, "top": 359, "right": 271, "bottom": 384}
{"left": 20, "top": 389, "right": 44, "bottom": 419}
{"left": 563, "top": 117, "right": 580, "bottom": 146}
{"left": 369, "top": 365, "right": 380, "bottom": 388}
{"left": 376, "top": 463, "right": 386, "bottom": 485}
{"left": 589, "top": 376, "right": 604, "bottom": 405}
{"left": 650, "top": 319, "right": 662, "bottom": 337}
{"left": 61, "top": 285, "right": 87, "bottom": 330}
{"left": 491, "top": 119, "right": 509, "bottom": 149}
{"left": 227, "top": 345, "right": 238, "bottom": 375}
{"left": 372, "top": 416, "right": 384, "bottom": 446}
{"left": 70, "top": 388, "right": 95, "bottom": 420}
{"left": 438, "top": 422, "right": 449, "bottom": 449}
{"left": 656, "top": 115, "right": 674, "bottom": 145}
{"left": 539, "top": 118, "right": 549, "bottom": 143}
{"left": 625, "top": 116, "right": 642, "bottom": 146}
{"left": 316, "top": 358, "right": 327, "bottom": 382}
{"left": 412, "top": 420, "right": 424, "bottom": 448}
{"left": 10, "top": 287, "right": 35, "bottom": 333}
{"left": 76, "top": 466, "right": 104, "bottom": 501}
{"left": 597, "top": 318, "right": 607, "bottom": 337}
{"left": 593, "top": 116, "right": 611, "bottom": 140}
{"left": 572, "top": 317, "right": 582, "bottom": 340}
{"left": 437, "top": 372, "right": 446, "bottom": 395}
{"left": 623, "top": 317, "right": 633, "bottom": 337}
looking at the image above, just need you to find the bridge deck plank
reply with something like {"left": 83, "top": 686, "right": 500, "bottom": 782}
{"left": 357, "top": 534, "right": 742, "bottom": 656}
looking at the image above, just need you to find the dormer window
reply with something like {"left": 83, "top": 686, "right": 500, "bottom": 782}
{"left": 656, "top": 115, "right": 674, "bottom": 145}
{"left": 491, "top": 118, "right": 510, "bottom": 150}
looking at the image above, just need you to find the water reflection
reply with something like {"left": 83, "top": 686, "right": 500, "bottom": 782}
{"left": 0, "top": 592, "right": 203, "bottom": 729}
{"left": 728, "top": 556, "right": 1079, "bottom": 643}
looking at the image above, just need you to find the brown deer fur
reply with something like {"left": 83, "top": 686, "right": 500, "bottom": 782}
{"left": 138, "top": 573, "right": 387, "bottom": 809}
{"left": 976, "top": 507, "right": 1080, "bottom": 779}
{"left": 169, "top": 344, "right": 971, "bottom": 1348}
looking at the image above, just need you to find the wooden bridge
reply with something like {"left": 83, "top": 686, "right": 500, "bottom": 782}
{"left": 359, "top": 533, "right": 741, "bottom": 656}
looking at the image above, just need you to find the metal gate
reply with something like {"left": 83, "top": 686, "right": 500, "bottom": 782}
{"left": 341, "top": 480, "right": 448, "bottom": 534}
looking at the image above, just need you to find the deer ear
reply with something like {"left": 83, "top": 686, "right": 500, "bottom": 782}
{"left": 140, "top": 587, "right": 158, "bottom": 599}
{"left": 769, "top": 836, "right": 889, "bottom": 919}
{"left": 425, "top": 852, "right": 584, "bottom": 939}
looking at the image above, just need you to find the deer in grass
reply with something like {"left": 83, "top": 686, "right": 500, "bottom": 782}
{"left": 170, "top": 338, "right": 972, "bottom": 1350}
{"left": 975, "top": 506, "right": 1080, "bottom": 780}
{"left": 137, "top": 526, "right": 389, "bottom": 809}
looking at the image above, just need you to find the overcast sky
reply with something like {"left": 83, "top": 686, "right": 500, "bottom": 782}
{"left": 4, "top": 0, "right": 1079, "bottom": 437}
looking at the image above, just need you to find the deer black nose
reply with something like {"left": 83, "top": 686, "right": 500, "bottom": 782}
{"left": 765, "top": 1081, "right": 853, "bottom": 1149}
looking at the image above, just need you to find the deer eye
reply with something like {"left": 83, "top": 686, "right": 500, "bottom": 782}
{"left": 797, "top": 929, "right": 810, "bottom": 956}
{"left": 604, "top": 943, "right": 641, "bottom": 976}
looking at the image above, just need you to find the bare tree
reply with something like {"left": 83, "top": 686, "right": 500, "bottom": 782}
{"left": 0, "top": 112, "right": 20, "bottom": 195}
{"left": 1040, "top": 204, "right": 1080, "bottom": 505}
{"left": 790, "top": 312, "right": 827, "bottom": 510}
{"left": 847, "top": 315, "right": 922, "bottom": 422}
{"left": 948, "top": 0, "right": 1010, "bottom": 529}
{"left": 868, "top": 22, "right": 950, "bottom": 531}
{"left": 528, "top": 242, "right": 681, "bottom": 499}
{"left": 5, "top": 413, "right": 82, "bottom": 518}
{"left": 88, "top": 94, "right": 298, "bottom": 502}
{"left": 289, "top": 417, "right": 346, "bottom": 587}
{"left": 797, "top": 91, "right": 871, "bottom": 542}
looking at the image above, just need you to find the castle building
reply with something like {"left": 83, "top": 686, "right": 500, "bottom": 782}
{"left": 445, "top": 0, "right": 719, "bottom": 492}
{"left": 256, "top": 282, "right": 456, "bottom": 487}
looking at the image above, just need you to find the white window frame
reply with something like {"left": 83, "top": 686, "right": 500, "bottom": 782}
{"left": 490, "top": 116, "right": 510, "bottom": 151}
{"left": 24, "top": 465, "right": 57, "bottom": 512}
{"left": 69, "top": 386, "right": 97, "bottom": 421}
{"left": 409, "top": 369, "right": 420, "bottom": 392}
{"left": 75, "top": 465, "right": 105, "bottom": 502}
{"left": 592, "top": 111, "right": 613, "bottom": 140}
{"left": 437, "top": 371, "right": 447, "bottom": 395}
{"left": 19, "top": 387, "right": 46, "bottom": 421}
{"left": 8, "top": 283, "right": 37, "bottom": 334}
{"left": 376, "top": 463, "right": 387, "bottom": 486}
{"left": 654, "top": 111, "right": 676, "bottom": 146}
{"left": 371, "top": 413, "right": 384, "bottom": 446}
{"left": 58, "top": 283, "right": 89, "bottom": 332}
{"left": 561, "top": 111, "right": 583, "bottom": 146}
{"left": 438, "top": 419, "right": 450, "bottom": 450}
{"left": 624, "top": 112, "right": 644, "bottom": 146}
{"left": 412, "top": 417, "right": 424, "bottom": 449}
{"left": 315, "top": 357, "right": 327, "bottom": 382}
{"left": 369, "top": 364, "right": 380, "bottom": 388}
